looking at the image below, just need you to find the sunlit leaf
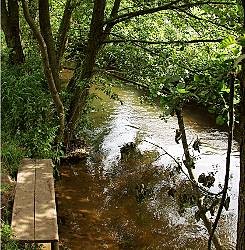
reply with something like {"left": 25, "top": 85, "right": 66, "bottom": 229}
{"left": 194, "top": 75, "right": 200, "bottom": 82}
{"left": 220, "top": 36, "right": 236, "bottom": 48}
{"left": 177, "top": 87, "right": 189, "bottom": 94}
{"left": 220, "top": 84, "right": 230, "bottom": 93}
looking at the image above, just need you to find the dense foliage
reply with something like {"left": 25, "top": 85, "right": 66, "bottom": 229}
{"left": 1, "top": 48, "right": 63, "bottom": 176}
{"left": 1, "top": 0, "right": 245, "bottom": 249}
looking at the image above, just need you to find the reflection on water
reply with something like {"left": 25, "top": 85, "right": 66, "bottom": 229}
{"left": 57, "top": 85, "right": 239, "bottom": 250}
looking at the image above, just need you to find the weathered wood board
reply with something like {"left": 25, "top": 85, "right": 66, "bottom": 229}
{"left": 11, "top": 159, "right": 59, "bottom": 243}
{"left": 12, "top": 158, "right": 35, "bottom": 241}
{"left": 35, "top": 159, "right": 59, "bottom": 241}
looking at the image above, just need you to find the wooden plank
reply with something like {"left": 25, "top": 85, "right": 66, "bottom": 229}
{"left": 12, "top": 158, "right": 35, "bottom": 241}
{"left": 34, "top": 159, "right": 59, "bottom": 242}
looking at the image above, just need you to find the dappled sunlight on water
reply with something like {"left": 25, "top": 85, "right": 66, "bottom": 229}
{"left": 57, "top": 85, "right": 239, "bottom": 249}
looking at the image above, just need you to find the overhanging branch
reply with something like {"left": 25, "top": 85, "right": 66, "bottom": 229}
{"left": 175, "top": 8, "right": 236, "bottom": 31}
{"left": 99, "top": 69, "right": 148, "bottom": 89}
{"left": 104, "top": 1, "right": 235, "bottom": 26}
{"left": 108, "top": 33, "right": 211, "bottom": 74}
{"left": 208, "top": 72, "right": 235, "bottom": 249}
{"left": 103, "top": 38, "right": 223, "bottom": 45}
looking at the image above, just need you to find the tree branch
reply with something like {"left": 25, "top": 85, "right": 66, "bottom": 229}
{"left": 103, "top": 0, "right": 121, "bottom": 38}
{"left": 175, "top": 107, "right": 222, "bottom": 249}
{"left": 175, "top": 8, "right": 236, "bottom": 32}
{"left": 39, "top": 0, "right": 61, "bottom": 92}
{"left": 99, "top": 69, "right": 148, "bottom": 89}
{"left": 108, "top": 33, "right": 206, "bottom": 74}
{"left": 144, "top": 139, "right": 223, "bottom": 197}
{"left": 105, "top": 1, "right": 235, "bottom": 26}
{"left": 208, "top": 72, "right": 235, "bottom": 249}
{"left": 56, "top": 0, "right": 77, "bottom": 67}
{"left": 103, "top": 38, "right": 223, "bottom": 45}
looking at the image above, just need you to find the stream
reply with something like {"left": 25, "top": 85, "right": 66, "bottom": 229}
{"left": 56, "top": 84, "right": 240, "bottom": 250}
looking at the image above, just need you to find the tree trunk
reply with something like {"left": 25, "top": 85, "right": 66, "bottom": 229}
{"left": 64, "top": 0, "right": 122, "bottom": 147}
{"left": 39, "top": 0, "right": 61, "bottom": 92}
{"left": 22, "top": 0, "right": 65, "bottom": 143}
{"left": 1, "top": 0, "right": 24, "bottom": 64}
{"left": 64, "top": 0, "right": 106, "bottom": 146}
{"left": 56, "top": 0, "right": 76, "bottom": 68}
{"left": 176, "top": 108, "right": 222, "bottom": 250}
{"left": 236, "top": 1, "right": 245, "bottom": 248}
{"left": 237, "top": 47, "right": 245, "bottom": 249}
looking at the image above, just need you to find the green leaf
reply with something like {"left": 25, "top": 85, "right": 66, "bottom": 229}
{"left": 221, "top": 36, "right": 236, "bottom": 48}
{"left": 176, "top": 84, "right": 189, "bottom": 94}
{"left": 237, "top": 35, "right": 245, "bottom": 47}
{"left": 216, "top": 115, "right": 226, "bottom": 126}
{"left": 220, "top": 84, "right": 230, "bottom": 93}
{"left": 232, "top": 47, "right": 240, "bottom": 56}
{"left": 177, "top": 88, "right": 188, "bottom": 94}
{"left": 194, "top": 75, "right": 200, "bottom": 82}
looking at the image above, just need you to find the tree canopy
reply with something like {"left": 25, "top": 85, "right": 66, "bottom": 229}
{"left": 1, "top": 0, "right": 245, "bottom": 249}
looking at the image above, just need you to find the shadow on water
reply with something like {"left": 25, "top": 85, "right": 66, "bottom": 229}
{"left": 56, "top": 85, "right": 239, "bottom": 250}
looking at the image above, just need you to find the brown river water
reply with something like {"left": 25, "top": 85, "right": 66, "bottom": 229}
{"left": 56, "top": 85, "right": 239, "bottom": 250}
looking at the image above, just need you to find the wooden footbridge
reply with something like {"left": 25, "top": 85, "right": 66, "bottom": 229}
{"left": 11, "top": 159, "right": 59, "bottom": 249}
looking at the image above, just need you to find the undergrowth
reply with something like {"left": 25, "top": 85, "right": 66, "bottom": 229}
{"left": 1, "top": 46, "right": 63, "bottom": 249}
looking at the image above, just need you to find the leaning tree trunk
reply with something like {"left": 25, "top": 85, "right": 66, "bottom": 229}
{"left": 237, "top": 47, "right": 245, "bottom": 250}
{"left": 236, "top": 1, "right": 245, "bottom": 248}
{"left": 56, "top": 0, "right": 77, "bottom": 68}
{"left": 64, "top": 0, "right": 121, "bottom": 147}
{"left": 64, "top": 0, "right": 106, "bottom": 146}
{"left": 22, "top": 0, "right": 65, "bottom": 143}
{"left": 175, "top": 108, "right": 222, "bottom": 250}
{"left": 39, "top": 0, "right": 61, "bottom": 92}
{"left": 1, "top": 0, "right": 24, "bottom": 64}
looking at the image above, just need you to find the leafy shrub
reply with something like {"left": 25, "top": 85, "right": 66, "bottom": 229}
{"left": 1, "top": 134, "right": 25, "bottom": 178}
{"left": 1, "top": 223, "right": 42, "bottom": 250}
{"left": 1, "top": 48, "right": 60, "bottom": 250}
{"left": 1, "top": 223, "right": 20, "bottom": 250}
{"left": 1, "top": 49, "right": 64, "bottom": 174}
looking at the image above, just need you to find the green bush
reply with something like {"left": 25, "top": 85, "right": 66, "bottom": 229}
{"left": 1, "top": 223, "right": 20, "bottom": 250}
{"left": 1, "top": 134, "right": 25, "bottom": 178}
{"left": 1, "top": 47, "right": 60, "bottom": 250}
{"left": 1, "top": 223, "right": 42, "bottom": 250}
{"left": 1, "top": 49, "right": 64, "bottom": 175}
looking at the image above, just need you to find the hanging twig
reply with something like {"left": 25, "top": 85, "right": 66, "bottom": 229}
{"left": 175, "top": 108, "right": 222, "bottom": 249}
{"left": 208, "top": 72, "right": 235, "bottom": 249}
{"left": 144, "top": 139, "right": 223, "bottom": 197}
